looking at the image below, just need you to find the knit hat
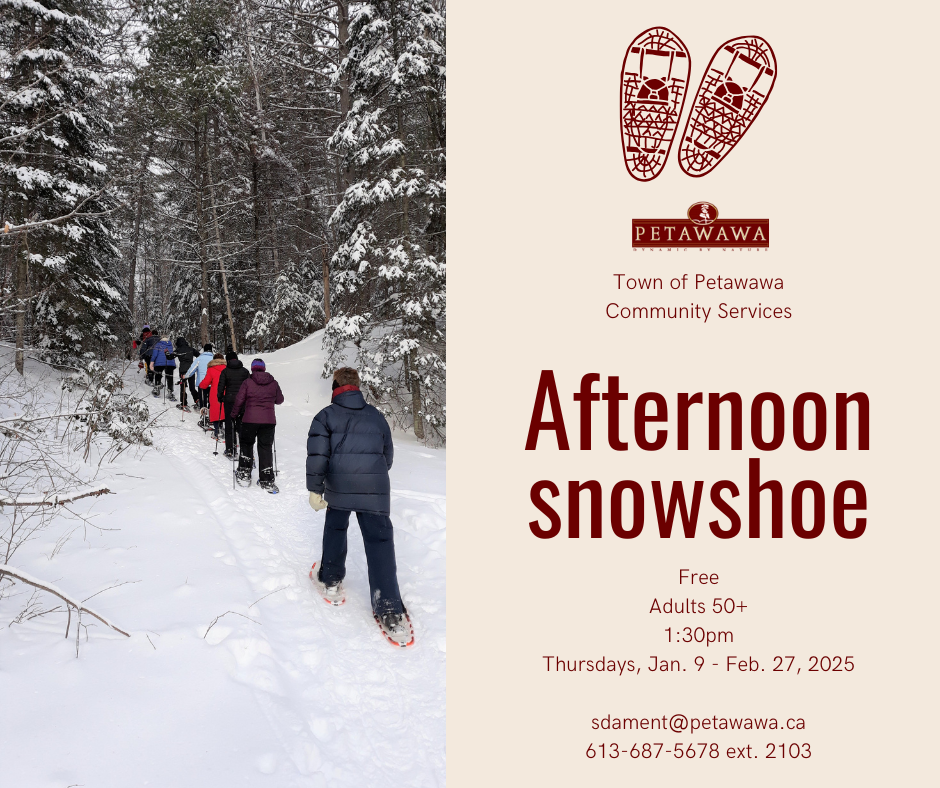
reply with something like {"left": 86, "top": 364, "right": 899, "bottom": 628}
{"left": 251, "top": 358, "right": 266, "bottom": 371}
{"left": 225, "top": 351, "right": 238, "bottom": 362}
{"left": 203, "top": 343, "right": 213, "bottom": 352}
{"left": 143, "top": 324, "right": 150, "bottom": 330}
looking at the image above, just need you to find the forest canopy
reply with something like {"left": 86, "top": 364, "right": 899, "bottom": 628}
{"left": 0, "top": 0, "right": 445, "bottom": 440}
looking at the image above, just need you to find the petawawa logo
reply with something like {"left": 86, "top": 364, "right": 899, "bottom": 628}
{"left": 633, "top": 203, "right": 768, "bottom": 248}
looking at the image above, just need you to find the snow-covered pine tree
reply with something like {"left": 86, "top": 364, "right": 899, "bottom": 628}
{"left": 0, "top": 0, "right": 127, "bottom": 369}
{"left": 247, "top": 253, "right": 324, "bottom": 350}
{"left": 326, "top": 1, "right": 445, "bottom": 441}
{"left": 135, "top": 0, "right": 239, "bottom": 347}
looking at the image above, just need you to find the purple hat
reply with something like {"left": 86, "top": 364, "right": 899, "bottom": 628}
{"left": 251, "top": 358, "right": 266, "bottom": 371}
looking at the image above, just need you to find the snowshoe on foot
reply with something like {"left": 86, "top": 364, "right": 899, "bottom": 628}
{"left": 235, "top": 469, "right": 252, "bottom": 487}
{"left": 151, "top": 385, "right": 161, "bottom": 398}
{"left": 309, "top": 562, "right": 345, "bottom": 606}
{"left": 167, "top": 392, "right": 177, "bottom": 402}
{"left": 258, "top": 480, "right": 279, "bottom": 494}
{"left": 223, "top": 448, "right": 236, "bottom": 459}
{"left": 374, "top": 610, "right": 415, "bottom": 648}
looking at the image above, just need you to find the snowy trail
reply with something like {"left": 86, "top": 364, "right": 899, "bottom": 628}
{"left": 0, "top": 334, "right": 445, "bottom": 788}
{"left": 161, "top": 415, "right": 446, "bottom": 785}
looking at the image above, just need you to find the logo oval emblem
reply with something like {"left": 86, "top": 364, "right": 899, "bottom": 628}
{"left": 687, "top": 202, "right": 718, "bottom": 226}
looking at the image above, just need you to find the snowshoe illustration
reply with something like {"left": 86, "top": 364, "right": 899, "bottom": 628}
{"left": 309, "top": 561, "right": 345, "bottom": 606}
{"left": 374, "top": 609, "right": 415, "bottom": 648}
{"left": 678, "top": 36, "right": 776, "bottom": 177}
{"left": 620, "top": 27, "right": 691, "bottom": 181}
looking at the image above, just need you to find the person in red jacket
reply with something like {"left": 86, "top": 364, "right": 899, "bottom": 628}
{"left": 199, "top": 354, "right": 226, "bottom": 437}
{"left": 231, "top": 358, "right": 284, "bottom": 490}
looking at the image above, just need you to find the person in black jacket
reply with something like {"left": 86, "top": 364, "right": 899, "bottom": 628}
{"left": 217, "top": 352, "right": 250, "bottom": 458}
{"left": 138, "top": 330, "right": 158, "bottom": 385}
{"left": 174, "top": 338, "right": 197, "bottom": 411}
{"left": 306, "top": 367, "right": 410, "bottom": 644}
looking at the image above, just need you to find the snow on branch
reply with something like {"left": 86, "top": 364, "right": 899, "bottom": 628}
{"left": 0, "top": 565, "right": 130, "bottom": 638}
{"left": 0, "top": 485, "right": 111, "bottom": 507}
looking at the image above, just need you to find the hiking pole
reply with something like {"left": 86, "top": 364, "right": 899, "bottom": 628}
{"left": 273, "top": 438, "right": 278, "bottom": 477}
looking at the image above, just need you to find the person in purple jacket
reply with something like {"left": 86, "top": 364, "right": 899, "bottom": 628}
{"left": 231, "top": 359, "right": 284, "bottom": 490}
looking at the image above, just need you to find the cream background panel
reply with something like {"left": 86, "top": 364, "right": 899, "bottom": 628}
{"left": 450, "top": 1, "right": 938, "bottom": 785}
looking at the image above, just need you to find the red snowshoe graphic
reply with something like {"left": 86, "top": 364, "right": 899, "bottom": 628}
{"left": 678, "top": 36, "right": 776, "bottom": 177}
{"left": 620, "top": 27, "right": 690, "bottom": 182}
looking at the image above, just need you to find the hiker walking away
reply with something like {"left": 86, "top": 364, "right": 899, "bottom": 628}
{"left": 149, "top": 334, "right": 177, "bottom": 400}
{"left": 231, "top": 359, "right": 283, "bottom": 491}
{"left": 199, "top": 354, "right": 227, "bottom": 437}
{"left": 217, "top": 351, "right": 249, "bottom": 459}
{"left": 173, "top": 338, "right": 197, "bottom": 411}
{"left": 138, "top": 327, "right": 158, "bottom": 385}
{"left": 306, "top": 367, "right": 413, "bottom": 647}
{"left": 133, "top": 324, "right": 152, "bottom": 368}
{"left": 182, "top": 343, "right": 214, "bottom": 420}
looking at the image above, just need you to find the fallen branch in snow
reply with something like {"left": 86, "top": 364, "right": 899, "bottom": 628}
{"left": 204, "top": 610, "right": 260, "bottom": 639}
{"left": 0, "top": 412, "right": 105, "bottom": 426}
{"left": 0, "top": 486, "right": 111, "bottom": 507}
{"left": 0, "top": 565, "right": 130, "bottom": 638}
{"left": 248, "top": 586, "right": 288, "bottom": 609}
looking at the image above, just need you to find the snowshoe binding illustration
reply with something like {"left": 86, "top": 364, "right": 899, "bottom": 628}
{"left": 309, "top": 561, "right": 345, "bottom": 606}
{"left": 374, "top": 609, "right": 415, "bottom": 648}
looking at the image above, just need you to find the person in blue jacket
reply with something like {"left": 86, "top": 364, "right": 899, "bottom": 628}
{"left": 182, "top": 343, "right": 215, "bottom": 413}
{"left": 148, "top": 334, "right": 177, "bottom": 400}
{"left": 306, "top": 367, "right": 410, "bottom": 645}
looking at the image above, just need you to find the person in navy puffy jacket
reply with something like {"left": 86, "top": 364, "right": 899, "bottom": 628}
{"left": 306, "top": 367, "right": 408, "bottom": 642}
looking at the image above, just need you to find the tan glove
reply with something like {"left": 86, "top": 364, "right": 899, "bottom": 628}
{"left": 309, "top": 492, "right": 328, "bottom": 511}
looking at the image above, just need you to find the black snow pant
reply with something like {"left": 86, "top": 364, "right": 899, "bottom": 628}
{"left": 224, "top": 411, "right": 242, "bottom": 454}
{"left": 179, "top": 374, "right": 198, "bottom": 406}
{"left": 153, "top": 365, "right": 174, "bottom": 389}
{"left": 238, "top": 422, "right": 275, "bottom": 481}
{"left": 319, "top": 508, "right": 403, "bottom": 616}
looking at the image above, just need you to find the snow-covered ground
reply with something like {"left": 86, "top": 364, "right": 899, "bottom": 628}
{"left": 0, "top": 332, "right": 446, "bottom": 787}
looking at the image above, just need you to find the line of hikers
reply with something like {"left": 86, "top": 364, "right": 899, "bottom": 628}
{"left": 134, "top": 326, "right": 283, "bottom": 492}
{"left": 132, "top": 324, "right": 413, "bottom": 645}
